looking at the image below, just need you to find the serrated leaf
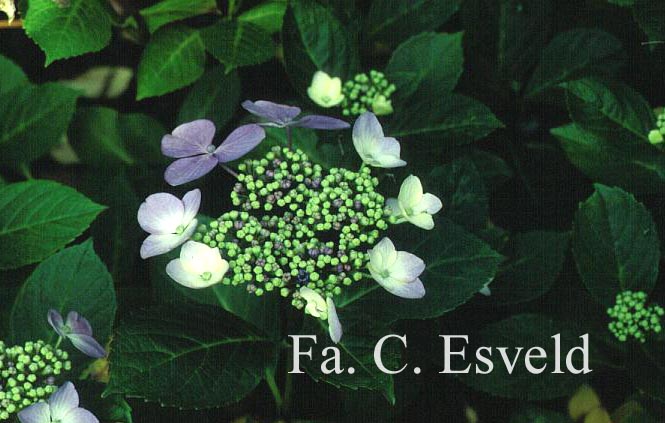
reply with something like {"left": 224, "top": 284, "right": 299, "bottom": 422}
{"left": 457, "top": 314, "right": 604, "bottom": 400}
{"left": 386, "top": 93, "right": 503, "bottom": 146}
{"left": 552, "top": 124, "right": 665, "bottom": 194}
{"left": 68, "top": 106, "right": 135, "bottom": 166}
{"left": 282, "top": 0, "right": 360, "bottom": 93}
{"left": 136, "top": 25, "right": 206, "bottom": 100}
{"left": 338, "top": 219, "right": 503, "bottom": 324}
{"left": 238, "top": 0, "right": 287, "bottom": 34}
{"left": 0, "top": 54, "right": 28, "bottom": 95}
{"left": 9, "top": 240, "right": 116, "bottom": 344}
{"left": 429, "top": 157, "right": 488, "bottom": 232}
{"left": 105, "top": 305, "right": 275, "bottom": 409}
{"left": 385, "top": 32, "right": 463, "bottom": 101}
{"left": 563, "top": 77, "right": 654, "bottom": 142}
{"left": 140, "top": 0, "right": 218, "bottom": 33}
{"left": 491, "top": 231, "right": 570, "bottom": 305}
{"left": 178, "top": 66, "right": 240, "bottom": 130}
{"left": 525, "top": 29, "right": 626, "bottom": 98}
{"left": 0, "top": 180, "right": 106, "bottom": 269}
{"left": 202, "top": 20, "right": 275, "bottom": 72}
{"left": 572, "top": 184, "right": 660, "bottom": 306}
{"left": 0, "top": 82, "right": 79, "bottom": 164}
{"left": 368, "top": 0, "right": 461, "bottom": 47}
{"left": 24, "top": 0, "right": 112, "bottom": 65}
{"left": 302, "top": 311, "right": 398, "bottom": 404}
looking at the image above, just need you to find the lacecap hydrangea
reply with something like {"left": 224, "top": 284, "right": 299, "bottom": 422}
{"left": 138, "top": 102, "right": 442, "bottom": 344}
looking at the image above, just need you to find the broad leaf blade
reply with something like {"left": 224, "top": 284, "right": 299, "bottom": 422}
{"left": 24, "top": 0, "right": 112, "bottom": 65}
{"left": 177, "top": 66, "right": 241, "bottom": 129}
{"left": 136, "top": 25, "right": 206, "bottom": 100}
{"left": 572, "top": 184, "right": 660, "bottom": 306}
{"left": 140, "top": 0, "right": 218, "bottom": 33}
{"left": 0, "top": 180, "right": 106, "bottom": 269}
{"left": 9, "top": 240, "right": 116, "bottom": 344}
{"left": 0, "top": 54, "right": 28, "bottom": 95}
{"left": 105, "top": 305, "right": 275, "bottom": 409}
{"left": 202, "top": 20, "right": 275, "bottom": 72}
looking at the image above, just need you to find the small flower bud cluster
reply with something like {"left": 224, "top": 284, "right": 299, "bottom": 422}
{"left": 194, "top": 146, "right": 389, "bottom": 308}
{"left": 607, "top": 291, "right": 664, "bottom": 343}
{"left": 341, "top": 70, "right": 396, "bottom": 117}
{"left": 648, "top": 109, "right": 665, "bottom": 145}
{"left": 0, "top": 340, "right": 72, "bottom": 420}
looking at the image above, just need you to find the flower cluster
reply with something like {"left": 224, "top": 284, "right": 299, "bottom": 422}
{"left": 607, "top": 291, "right": 664, "bottom": 343}
{"left": 139, "top": 100, "right": 443, "bottom": 344}
{"left": 341, "top": 71, "right": 396, "bottom": 117}
{"left": 648, "top": 109, "right": 665, "bottom": 146}
{"left": 0, "top": 341, "right": 71, "bottom": 420}
{"left": 194, "top": 146, "right": 387, "bottom": 302}
{"left": 306, "top": 70, "right": 396, "bottom": 117}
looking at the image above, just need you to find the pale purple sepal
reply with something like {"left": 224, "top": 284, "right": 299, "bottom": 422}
{"left": 164, "top": 154, "right": 218, "bottom": 186}
{"left": 17, "top": 402, "right": 50, "bottom": 423}
{"left": 295, "top": 115, "right": 350, "bottom": 130}
{"left": 242, "top": 99, "right": 349, "bottom": 130}
{"left": 47, "top": 310, "right": 107, "bottom": 359}
{"left": 214, "top": 124, "right": 266, "bottom": 163}
{"left": 19, "top": 382, "right": 99, "bottom": 423}
{"left": 161, "top": 120, "right": 216, "bottom": 158}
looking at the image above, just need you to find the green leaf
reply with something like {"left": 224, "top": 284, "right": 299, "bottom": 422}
{"left": 572, "top": 184, "right": 660, "bottom": 306}
{"left": 151, "top": 248, "right": 280, "bottom": 340}
{"left": 563, "top": 77, "right": 654, "bottom": 142}
{"left": 385, "top": 32, "right": 464, "bottom": 101}
{"left": 302, "top": 311, "right": 398, "bottom": 404}
{"left": 282, "top": 0, "right": 360, "bottom": 92}
{"left": 457, "top": 314, "right": 603, "bottom": 400}
{"left": 24, "top": 0, "right": 112, "bottom": 65}
{"left": 177, "top": 66, "right": 240, "bottom": 130}
{"left": 0, "top": 83, "right": 79, "bottom": 164}
{"left": 461, "top": 0, "right": 554, "bottom": 87}
{"left": 367, "top": 0, "right": 461, "bottom": 47}
{"left": 136, "top": 25, "right": 206, "bottom": 100}
{"left": 9, "top": 240, "right": 116, "bottom": 344}
{"left": 119, "top": 113, "right": 168, "bottom": 166}
{"left": 429, "top": 157, "right": 488, "bottom": 231}
{"left": 201, "top": 20, "right": 275, "bottom": 72}
{"left": 634, "top": 0, "right": 665, "bottom": 48}
{"left": 105, "top": 305, "right": 275, "bottom": 408}
{"left": 0, "top": 180, "right": 106, "bottom": 270}
{"left": 238, "top": 0, "right": 287, "bottom": 34}
{"left": 386, "top": 93, "right": 504, "bottom": 146}
{"left": 466, "top": 150, "right": 514, "bottom": 191}
{"left": 525, "top": 29, "right": 626, "bottom": 98}
{"left": 629, "top": 333, "right": 665, "bottom": 403}
{"left": 68, "top": 106, "right": 135, "bottom": 166}
{"left": 140, "top": 0, "right": 218, "bottom": 33}
{"left": 0, "top": 54, "right": 28, "bottom": 95}
{"left": 339, "top": 219, "right": 503, "bottom": 324}
{"left": 552, "top": 124, "right": 665, "bottom": 194}
{"left": 491, "top": 231, "right": 570, "bottom": 305}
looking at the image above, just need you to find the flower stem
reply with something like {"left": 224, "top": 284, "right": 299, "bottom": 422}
{"left": 286, "top": 126, "right": 293, "bottom": 150}
{"left": 20, "top": 162, "right": 33, "bottom": 180}
{"left": 220, "top": 164, "right": 239, "bottom": 179}
{"left": 54, "top": 336, "right": 63, "bottom": 349}
{"left": 265, "top": 367, "right": 283, "bottom": 411}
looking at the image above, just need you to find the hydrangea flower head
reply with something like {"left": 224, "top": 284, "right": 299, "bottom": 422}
{"left": 386, "top": 175, "right": 442, "bottom": 230}
{"left": 166, "top": 241, "right": 229, "bottom": 289}
{"left": 352, "top": 112, "right": 406, "bottom": 168}
{"left": 367, "top": 237, "right": 425, "bottom": 299}
{"left": 162, "top": 120, "right": 266, "bottom": 186}
{"left": 242, "top": 100, "right": 349, "bottom": 130}
{"left": 47, "top": 310, "right": 106, "bottom": 358}
{"left": 17, "top": 382, "right": 98, "bottom": 423}
{"left": 299, "top": 287, "right": 342, "bottom": 343}
{"left": 307, "top": 71, "right": 344, "bottom": 108}
{"left": 137, "top": 189, "right": 200, "bottom": 259}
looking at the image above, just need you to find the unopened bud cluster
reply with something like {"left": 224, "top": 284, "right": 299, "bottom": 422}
{"left": 648, "top": 109, "right": 665, "bottom": 145}
{"left": 0, "top": 340, "right": 71, "bottom": 420}
{"left": 607, "top": 291, "right": 664, "bottom": 343}
{"left": 342, "top": 70, "right": 396, "bottom": 117}
{"left": 194, "top": 147, "right": 389, "bottom": 309}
